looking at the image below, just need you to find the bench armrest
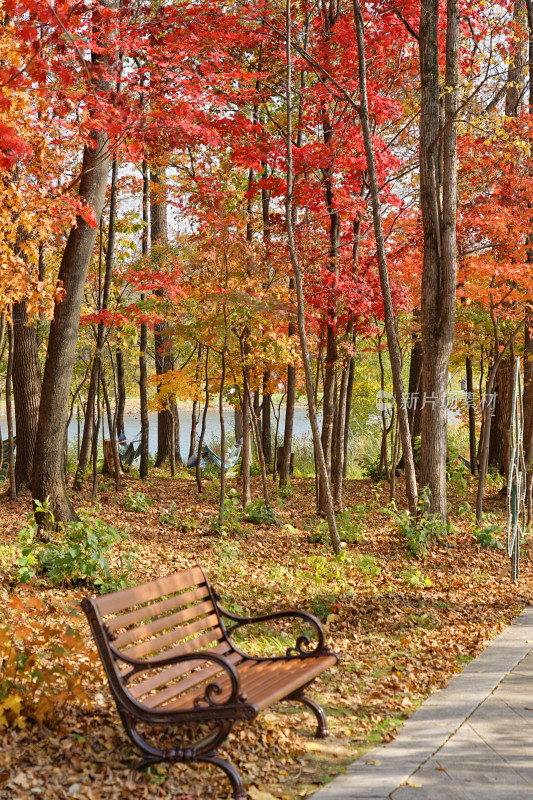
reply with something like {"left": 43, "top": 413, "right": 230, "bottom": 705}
{"left": 216, "top": 602, "right": 328, "bottom": 657}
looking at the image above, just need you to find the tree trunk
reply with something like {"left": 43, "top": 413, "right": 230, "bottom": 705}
{"left": 342, "top": 346, "right": 355, "bottom": 478}
{"left": 115, "top": 348, "right": 126, "bottom": 436}
{"left": 139, "top": 158, "right": 150, "bottom": 479}
{"left": 488, "top": 356, "right": 515, "bottom": 478}
{"left": 418, "top": 0, "right": 459, "bottom": 519}
{"left": 261, "top": 371, "right": 272, "bottom": 467}
{"left": 218, "top": 345, "right": 227, "bottom": 530}
{"left": 151, "top": 166, "right": 175, "bottom": 469}
{"left": 73, "top": 363, "right": 97, "bottom": 489}
{"left": 279, "top": 279, "right": 296, "bottom": 486}
{"left": 353, "top": 0, "right": 418, "bottom": 514}
{"left": 284, "top": 3, "right": 341, "bottom": 553}
{"left": 241, "top": 362, "right": 252, "bottom": 508}
{"left": 12, "top": 300, "right": 41, "bottom": 491}
{"left": 6, "top": 317, "right": 16, "bottom": 500}
{"left": 466, "top": 356, "right": 477, "bottom": 475}
{"left": 32, "top": 0, "right": 119, "bottom": 523}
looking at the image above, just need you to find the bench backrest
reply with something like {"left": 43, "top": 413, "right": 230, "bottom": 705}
{"left": 83, "top": 565, "right": 232, "bottom": 709}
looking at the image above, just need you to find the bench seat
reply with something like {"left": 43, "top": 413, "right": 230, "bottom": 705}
{"left": 82, "top": 565, "right": 339, "bottom": 800}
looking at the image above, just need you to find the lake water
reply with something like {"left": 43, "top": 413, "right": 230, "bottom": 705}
{"left": 67, "top": 406, "right": 318, "bottom": 462}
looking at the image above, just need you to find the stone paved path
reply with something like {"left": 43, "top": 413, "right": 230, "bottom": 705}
{"left": 311, "top": 606, "right": 533, "bottom": 800}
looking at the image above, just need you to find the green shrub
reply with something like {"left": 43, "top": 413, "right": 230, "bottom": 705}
{"left": 17, "top": 499, "right": 133, "bottom": 592}
{"left": 474, "top": 524, "right": 503, "bottom": 549}
{"left": 244, "top": 499, "right": 279, "bottom": 526}
{"left": 394, "top": 487, "right": 449, "bottom": 558}
{"left": 124, "top": 487, "right": 153, "bottom": 512}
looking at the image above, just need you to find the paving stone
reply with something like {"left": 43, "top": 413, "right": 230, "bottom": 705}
{"left": 310, "top": 607, "right": 533, "bottom": 799}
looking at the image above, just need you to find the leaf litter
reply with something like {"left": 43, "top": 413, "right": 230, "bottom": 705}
{"left": 0, "top": 473, "right": 531, "bottom": 799}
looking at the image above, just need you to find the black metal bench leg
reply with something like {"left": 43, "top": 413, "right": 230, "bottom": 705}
{"left": 288, "top": 690, "right": 329, "bottom": 738}
{"left": 200, "top": 754, "right": 246, "bottom": 800}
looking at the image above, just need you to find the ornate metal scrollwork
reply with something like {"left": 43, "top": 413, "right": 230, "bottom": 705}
{"left": 194, "top": 681, "right": 225, "bottom": 709}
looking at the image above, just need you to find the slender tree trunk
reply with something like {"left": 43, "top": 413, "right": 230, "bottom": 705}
{"left": 139, "top": 158, "right": 150, "bottom": 479}
{"left": 261, "top": 371, "right": 272, "bottom": 467}
{"left": 32, "top": 0, "right": 119, "bottom": 523}
{"left": 101, "top": 371, "right": 121, "bottom": 487}
{"left": 6, "top": 316, "right": 16, "bottom": 500}
{"left": 353, "top": 0, "right": 418, "bottom": 514}
{"left": 73, "top": 365, "right": 97, "bottom": 489}
{"left": 417, "top": 0, "right": 459, "bottom": 519}
{"left": 333, "top": 319, "right": 353, "bottom": 508}
{"left": 189, "top": 345, "right": 203, "bottom": 459}
{"left": 115, "top": 348, "right": 126, "bottom": 436}
{"left": 466, "top": 356, "right": 477, "bottom": 475}
{"left": 218, "top": 344, "right": 227, "bottom": 530}
{"left": 285, "top": 0, "right": 340, "bottom": 553}
{"left": 196, "top": 348, "right": 209, "bottom": 494}
{"left": 279, "top": 279, "right": 296, "bottom": 486}
{"left": 343, "top": 346, "right": 355, "bottom": 478}
{"left": 241, "top": 358, "right": 252, "bottom": 508}
{"left": 92, "top": 362, "right": 102, "bottom": 499}
{"left": 151, "top": 166, "right": 175, "bottom": 469}
{"left": 12, "top": 300, "right": 41, "bottom": 491}
{"left": 488, "top": 356, "right": 515, "bottom": 478}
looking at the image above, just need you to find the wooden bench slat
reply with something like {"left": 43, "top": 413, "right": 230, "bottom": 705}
{"left": 244, "top": 656, "right": 338, "bottom": 710}
{"left": 113, "top": 598, "right": 216, "bottom": 649}
{"left": 159, "top": 655, "right": 337, "bottom": 713}
{"left": 95, "top": 566, "right": 206, "bottom": 616}
{"left": 121, "top": 612, "right": 222, "bottom": 661}
{"left": 105, "top": 585, "right": 211, "bottom": 633}
{"left": 128, "top": 641, "right": 236, "bottom": 697}
{"left": 141, "top": 652, "right": 246, "bottom": 709}
{"left": 122, "top": 627, "right": 225, "bottom": 669}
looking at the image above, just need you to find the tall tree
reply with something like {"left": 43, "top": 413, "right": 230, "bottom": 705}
{"left": 418, "top": 0, "right": 459, "bottom": 519}
{"left": 32, "top": 0, "right": 120, "bottom": 523}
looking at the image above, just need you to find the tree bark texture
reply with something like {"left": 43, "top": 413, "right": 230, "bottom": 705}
{"left": 6, "top": 317, "right": 16, "bottom": 499}
{"left": 418, "top": 0, "right": 459, "bottom": 519}
{"left": 285, "top": 0, "right": 341, "bottom": 553}
{"left": 139, "top": 158, "right": 150, "bottom": 479}
{"left": 353, "top": 0, "right": 418, "bottom": 515}
{"left": 115, "top": 348, "right": 126, "bottom": 436}
{"left": 12, "top": 300, "right": 41, "bottom": 490}
{"left": 32, "top": 2, "right": 119, "bottom": 522}
{"left": 466, "top": 356, "right": 477, "bottom": 475}
{"left": 261, "top": 370, "right": 272, "bottom": 466}
{"left": 279, "top": 279, "right": 296, "bottom": 486}
{"left": 488, "top": 355, "right": 515, "bottom": 478}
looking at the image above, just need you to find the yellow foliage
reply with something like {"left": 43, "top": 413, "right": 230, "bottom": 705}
{"left": 0, "top": 595, "right": 93, "bottom": 726}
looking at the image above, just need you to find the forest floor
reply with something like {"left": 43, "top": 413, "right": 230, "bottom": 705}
{"left": 0, "top": 470, "right": 531, "bottom": 800}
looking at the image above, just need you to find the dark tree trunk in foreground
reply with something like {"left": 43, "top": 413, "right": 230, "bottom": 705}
{"left": 32, "top": 0, "right": 119, "bottom": 523}
{"left": 418, "top": 0, "right": 459, "bottom": 519}
{"left": 12, "top": 300, "right": 41, "bottom": 491}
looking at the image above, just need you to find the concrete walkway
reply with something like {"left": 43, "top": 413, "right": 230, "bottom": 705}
{"left": 312, "top": 606, "right": 533, "bottom": 800}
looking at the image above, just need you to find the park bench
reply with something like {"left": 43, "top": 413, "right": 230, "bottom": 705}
{"left": 82, "top": 565, "right": 338, "bottom": 800}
